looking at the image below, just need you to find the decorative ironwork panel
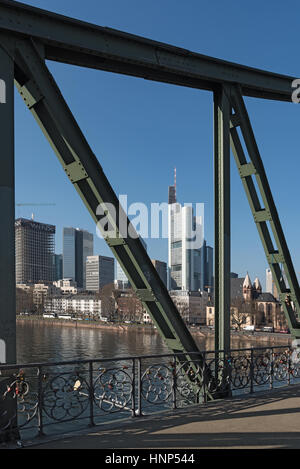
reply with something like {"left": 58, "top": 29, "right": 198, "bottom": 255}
{"left": 1, "top": 346, "right": 300, "bottom": 443}
{"left": 93, "top": 365, "right": 133, "bottom": 413}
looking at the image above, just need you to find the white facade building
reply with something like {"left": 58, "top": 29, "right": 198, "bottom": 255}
{"left": 53, "top": 278, "right": 78, "bottom": 294}
{"left": 45, "top": 295, "right": 102, "bottom": 318}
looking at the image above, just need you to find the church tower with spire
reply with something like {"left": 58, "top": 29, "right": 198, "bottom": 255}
{"left": 253, "top": 277, "right": 262, "bottom": 297}
{"left": 243, "top": 272, "right": 253, "bottom": 301}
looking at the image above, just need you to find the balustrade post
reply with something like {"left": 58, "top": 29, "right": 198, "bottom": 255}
{"left": 37, "top": 366, "right": 44, "bottom": 437}
{"left": 288, "top": 351, "right": 291, "bottom": 386}
{"left": 270, "top": 350, "right": 274, "bottom": 390}
{"left": 250, "top": 349, "right": 254, "bottom": 394}
{"left": 88, "top": 361, "right": 95, "bottom": 427}
{"left": 131, "top": 359, "right": 136, "bottom": 417}
{"left": 136, "top": 358, "right": 142, "bottom": 417}
{"left": 224, "top": 351, "right": 232, "bottom": 397}
{"left": 202, "top": 352, "right": 207, "bottom": 404}
{"left": 172, "top": 356, "right": 177, "bottom": 409}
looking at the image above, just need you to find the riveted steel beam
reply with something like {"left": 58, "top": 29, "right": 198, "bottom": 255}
{"left": 0, "top": 37, "right": 20, "bottom": 442}
{"left": 0, "top": 1, "right": 297, "bottom": 101}
{"left": 0, "top": 39, "right": 16, "bottom": 366}
{"left": 214, "top": 86, "right": 231, "bottom": 353}
{"left": 229, "top": 85, "right": 300, "bottom": 337}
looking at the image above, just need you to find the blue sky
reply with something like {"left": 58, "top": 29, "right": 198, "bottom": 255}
{"left": 14, "top": 0, "right": 300, "bottom": 289}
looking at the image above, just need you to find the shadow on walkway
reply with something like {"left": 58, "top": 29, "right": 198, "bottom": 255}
{"left": 25, "top": 385, "right": 300, "bottom": 449}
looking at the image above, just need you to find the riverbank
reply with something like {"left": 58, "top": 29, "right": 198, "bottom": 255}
{"left": 16, "top": 316, "right": 292, "bottom": 346}
{"left": 17, "top": 316, "right": 157, "bottom": 333}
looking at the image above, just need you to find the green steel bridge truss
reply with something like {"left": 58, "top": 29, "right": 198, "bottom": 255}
{"left": 0, "top": 0, "right": 300, "bottom": 372}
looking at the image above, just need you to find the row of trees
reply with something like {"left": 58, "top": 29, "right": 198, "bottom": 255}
{"left": 97, "top": 284, "right": 144, "bottom": 322}
{"left": 17, "top": 283, "right": 287, "bottom": 330}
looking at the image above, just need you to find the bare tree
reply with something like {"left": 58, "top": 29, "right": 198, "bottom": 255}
{"left": 126, "top": 289, "right": 143, "bottom": 322}
{"left": 16, "top": 287, "right": 34, "bottom": 314}
{"left": 116, "top": 288, "right": 144, "bottom": 323}
{"left": 99, "top": 283, "right": 120, "bottom": 321}
{"left": 172, "top": 297, "right": 190, "bottom": 324}
{"left": 231, "top": 297, "right": 256, "bottom": 331}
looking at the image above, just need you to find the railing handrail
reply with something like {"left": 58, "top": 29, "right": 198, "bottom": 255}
{"left": 0, "top": 344, "right": 291, "bottom": 371}
{"left": 0, "top": 343, "right": 297, "bottom": 442}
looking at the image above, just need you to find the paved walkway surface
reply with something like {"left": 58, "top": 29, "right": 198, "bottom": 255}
{"left": 24, "top": 385, "right": 300, "bottom": 449}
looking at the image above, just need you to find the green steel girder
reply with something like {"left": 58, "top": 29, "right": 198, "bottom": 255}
{"left": 214, "top": 87, "right": 231, "bottom": 353}
{"left": 0, "top": 37, "right": 16, "bottom": 365}
{"left": 0, "top": 0, "right": 298, "bottom": 392}
{"left": 12, "top": 36, "right": 204, "bottom": 362}
{"left": 0, "top": 0, "right": 299, "bottom": 433}
{"left": 0, "top": 1, "right": 297, "bottom": 102}
{"left": 228, "top": 85, "right": 300, "bottom": 338}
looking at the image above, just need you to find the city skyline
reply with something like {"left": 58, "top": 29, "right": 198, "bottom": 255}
{"left": 15, "top": 214, "right": 269, "bottom": 294}
{"left": 14, "top": 0, "right": 300, "bottom": 291}
{"left": 4, "top": 0, "right": 300, "bottom": 450}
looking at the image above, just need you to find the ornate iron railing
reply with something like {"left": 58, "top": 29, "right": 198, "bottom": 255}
{"left": 0, "top": 345, "right": 299, "bottom": 442}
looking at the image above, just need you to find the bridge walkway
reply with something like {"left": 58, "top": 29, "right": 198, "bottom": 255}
{"left": 23, "top": 384, "right": 300, "bottom": 450}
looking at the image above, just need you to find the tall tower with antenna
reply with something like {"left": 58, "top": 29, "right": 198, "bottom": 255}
{"left": 168, "top": 168, "right": 204, "bottom": 291}
{"left": 168, "top": 167, "right": 177, "bottom": 205}
{"left": 174, "top": 167, "right": 176, "bottom": 201}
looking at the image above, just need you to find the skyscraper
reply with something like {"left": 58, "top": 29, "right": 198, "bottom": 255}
{"left": 82, "top": 231, "right": 94, "bottom": 288}
{"left": 86, "top": 255, "right": 114, "bottom": 291}
{"left": 201, "top": 241, "right": 214, "bottom": 292}
{"left": 53, "top": 254, "right": 63, "bottom": 281}
{"left": 116, "top": 261, "right": 130, "bottom": 289}
{"left": 168, "top": 172, "right": 204, "bottom": 291}
{"left": 266, "top": 268, "right": 273, "bottom": 294}
{"left": 151, "top": 259, "right": 167, "bottom": 287}
{"left": 266, "top": 267, "right": 282, "bottom": 300}
{"left": 63, "top": 227, "right": 93, "bottom": 288}
{"left": 15, "top": 218, "right": 55, "bottom": 284}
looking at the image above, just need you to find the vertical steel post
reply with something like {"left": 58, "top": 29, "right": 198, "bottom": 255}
{"left": 270, "top": 350, "right": 274, "bottom": 390}
{"left": 88, "top": 361, "right": 95, "bottom": 427}
{"left": 137, "top": 358, "right": 142, "bottom": 417}
{"left": 250, "top": 349, "right": 254, "bottom": 394}
{"left": 172, "top": 355, "right": 177, "bottom": 410}
{"left": 131, "top": 358, "right": 136, "bottom": 417}
{"left": 0, "top": 43, "right": 15, "bottom": 366}
{"left": 37, "top": 366, "right": 44, "bottom": 436}
{"left": 0, "top": 41, "right": 18, "bottom": 442}
{"left": 214, "top": 86, "right": 231, "bottom": 353}
{"left": 202, "top": 351, "right": 207, "bottom": 404}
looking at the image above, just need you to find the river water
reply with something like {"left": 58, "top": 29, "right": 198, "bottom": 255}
{"left": 14, "top": 321, "right": 292, "bottom": 440}
{"left": 16, "top": 321, "right": 289, "bottom": 364}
